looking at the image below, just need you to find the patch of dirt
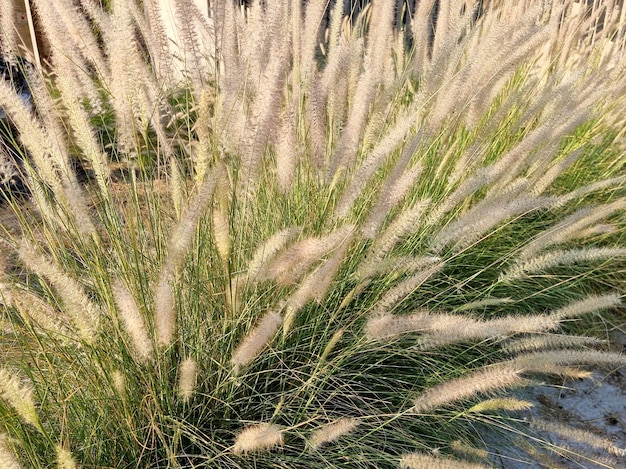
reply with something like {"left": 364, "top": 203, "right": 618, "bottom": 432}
{"left": 487, "top": 330, "right": 626, "bottom": 468}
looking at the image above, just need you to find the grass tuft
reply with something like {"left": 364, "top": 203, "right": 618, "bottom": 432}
{"left": 0, "top": 1, "right": 625, "bottom": 467}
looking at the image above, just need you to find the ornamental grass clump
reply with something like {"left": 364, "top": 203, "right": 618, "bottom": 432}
{"left": 0, "top": 0, "right": 625, "bottom": 467}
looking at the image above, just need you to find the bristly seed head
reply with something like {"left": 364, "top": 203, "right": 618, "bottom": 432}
{"left": 232, "top": 423, "right": 284, "bottom": 454}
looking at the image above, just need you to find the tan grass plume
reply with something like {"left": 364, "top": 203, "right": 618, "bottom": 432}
{"left": 307, "top": 417, "right": 359, "bottom": 451}
{"left": 155, "top": 164, "right": 224, "bottom": 346}
{"left": 0, "top": 368, "right": 40, "bottom": 429}
{"left": 529, "top": 417, "right": 625, "bottom": 458}
{"left": 466, "top": 398, "right": 534, "bottom": 414}
{"left": 501, "top": 247, "right": 626, "bottom": 281}
{"left": 368, "top": 263, "right": 444, "bottom": 317}
{"left": 263, "top": 225, "right": 354, "bottom": 286}
{"left": 411, "top": 363, "right": 528, "bottom": 414}
{"left": 232, "top": 422, "right": 284, "bottom": 454}
{"left": 56, "top": 445, "right": 79, "bottom": 469}
{"left": 112, "top": 280, "right": 154, "bottom": 363}
{"left": 19, "top": 242, "right": 101, "bottom": 344}
{"left": 400, "top": 452, "right": 488, "bottom": 469}
{"left": 0, "top": 434, "right": 22, "bottom": 469}
{"left": 231, "top": 310, "right": 283, "bottom": 372}
{"left": 177, "top": 357, "right": 198, "bottom": 403}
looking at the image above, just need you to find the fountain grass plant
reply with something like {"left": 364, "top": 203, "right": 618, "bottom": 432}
{"left": 0, "top": 0, "right": 625, "bottom": 467}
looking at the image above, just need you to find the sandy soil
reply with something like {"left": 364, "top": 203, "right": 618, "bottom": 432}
{"left": 488, "top": 330, "right": 626, "bottom": 468}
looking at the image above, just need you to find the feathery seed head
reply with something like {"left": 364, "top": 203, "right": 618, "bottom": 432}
{"left": 154, "top": 275, "right": 175, "bottom": 348}
{"left": 502, "top": 248, "right": 626, "bottom": 281}
{"left": 551, "top": 293, "right": 622, "bottom": 321}
{"left": 364, "top": 311, "right": 431, "bottom": 340}
{"left": 467, "top": 398, "right": 534, "bottom": 414}
{"left": 529, "top": 418, "right": 626, "bottom": 458}
{"left": 177, "top": 357, "right": 198, "bottom": 403}
{"left": 232, "top": 422, "right": 284, "bottom": 454}
{"left": 111, "top": 370, "right": 126, "bottom": 399}
{"left": 246, "top": 227, "right": 303, "bottom": 282}
{"left": 212, "top": 206, "right": 231, "bottom": 263}
{"left": 450, "top": 440, "right": 489, "bottom": 460}
{"left": 308, "top": 417, "right": 359, "bottom": 451}
{"left": 400, "top": 452, "right": 488, "bottom": 469}
{"left": 0, "top": 368, "right": 41, "bottom": 429}
{"left": 513, "top": 350, "right": 626, "bottom": 374}
{"left": 319, "top": 328, "right": 344, "bottom": 364}
{"left": 18, "top": 242, "right": 101, "bottom": 343}
{"left": 503, "top": 334, "right": 606, "bottom": 355}
{"left": 231, "top": 310, "right": 283, "bottom": 372}
{"left": 12, "top": 291, "right": 74, "bottom": 341}
{"left": 56, "top": 445, "right": 79, "bottom": 469}
{"left": 358, "top": 255, "right": 440, "bottom": 282}
{"left": 283, "top": 234, "right": 353, "bottom": 335}
{"left": 369, "top": 263, "right": 443, "bottom": 317}
{"left": 0, "top": 434, "right": 22, "bottom": 469}
{"left": 411, "top": 364, "right": 527, "bottom": 414}
{"left": 264, "top": 225, "right": 354, "bottom": 286}
{"left": 2, "top": 1, "right": 626, "bottom": 466}
{"left": 517, "top": 199, "right": 626, "bottom": 260}
{"left": 112, "top": 280, "right": 154, "bottom": 363}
